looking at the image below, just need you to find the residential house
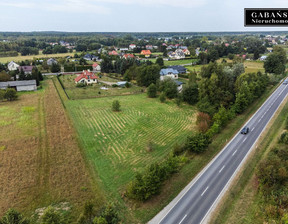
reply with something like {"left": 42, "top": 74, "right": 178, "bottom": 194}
{"left": 175, "top": 80, "right": 183, "bottom": 92}
{"left": 75, "top": 70, "right": 98, "bottom": 85}
{"left": 0, "top": 80, "right": 37, "bottom": 91}
{"left": 92, "top": 63, "right": 101, "bottom": 73}
{"left": 140, "top": 50, "right": 151, "bottom": 58}
{"left": 122, "top": 54, "right": 135, "bottom": 59}
{"left": 19, "top": 66, "right": 34, "bottom": 74}
{"left": 168, "top": 49, "right": 185, "bottom": 60}
{"left": 8, "top": 61, "right": 19, "bottom": 71}
{"left": 168, "top": 65, "right": 187, "bottom": 74}
{"left": 195, "top": 48, "right": 200, "bottom": 56}
{"left": 129, "top": 44, "right": 136, "bottom": 50}
{"left": 183, "top": 49, "right": 190, "bottom": 56}
{"left": 146, "top": 45, "right": 153, "bottom": 50}
{"left": 47, "top": 58, "right": 58, "bottom": 66}
{"left": 108, "top": 50, "right": 118, "bottom": 56}
{"left": 160, "top": 68, "right": 179, "bottom": 81}
{"left": 83, "top": 54, "right": 98, "bottom": 61}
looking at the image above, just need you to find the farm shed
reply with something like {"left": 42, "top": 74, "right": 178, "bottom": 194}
{"left": 0, "top": 80, "right": 37, "bottom": 91}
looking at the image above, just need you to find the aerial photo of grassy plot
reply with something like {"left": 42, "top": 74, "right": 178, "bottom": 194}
{"left": 66, "top": 94, "right": 196, "bottom": 201}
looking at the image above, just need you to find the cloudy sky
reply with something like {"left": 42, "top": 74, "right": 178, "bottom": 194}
{"left": 1, "top": 0, "right": 288, "bottom": 32}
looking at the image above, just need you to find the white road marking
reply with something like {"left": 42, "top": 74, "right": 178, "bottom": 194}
{"left": 258, "top": 119, "right": 261, "bottom": 123}
{"left": 243, "top": 137, "right": 247, "bottom": 143}
{"left": 232, "top": 150, "right": 237, "bottom": 156}
{"left": 219, "top": 165, "right": 225, "bottom": 173}
{"left": 201, "top": 187, "right": 209, "bottom": 196}
{"left": 179, "top": 214, "right": 187, "bottom": 224}
{"left": 251, "top": 127, "right": 255, "bottom": 132}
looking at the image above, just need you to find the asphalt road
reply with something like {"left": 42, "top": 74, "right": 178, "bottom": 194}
{"left": 150, "top": 82, "right": 288, "bottom": 224}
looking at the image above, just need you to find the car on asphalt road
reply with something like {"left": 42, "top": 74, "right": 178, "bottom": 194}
{"left": 241, "top": 126, "right": 249, "bottom": 134}
{"left": 283, "top": 79, "right": 288, "bottom": 85}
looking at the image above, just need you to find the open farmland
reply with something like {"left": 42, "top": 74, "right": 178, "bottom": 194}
{"left": 0, "top": 80, "right": 102, "bottom": 218}
{"left": 59, "top": 74, "right": 144, "bottom": 99}
{"left": 66, "top": 95, "right": 196, "bottom": 200}
{"left": 0, "top": 51, "right": 75, "bottom": 63}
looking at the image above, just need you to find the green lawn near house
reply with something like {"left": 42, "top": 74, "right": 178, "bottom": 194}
{"left": 59, "top": 74, "right": 144, "bottom": 99}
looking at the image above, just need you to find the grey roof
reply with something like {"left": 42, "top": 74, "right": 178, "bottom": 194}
{"left": 0, "top": 80, "right": 37, "bottom": 88}
{"left": 168, "top": 65, "right": 187, "bottom": 73}
{"left": 160, "top": 68, "right": 179, "bottom": 76}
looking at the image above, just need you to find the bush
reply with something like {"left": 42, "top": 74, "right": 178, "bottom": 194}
{"left": 76, "top": 82, "right": 86, "bottom": 88}
{"left": 41, "top": 206, "right": 64, "bottom": 224}
{"left": 112, "top": 84, "right": 118, "bottom": 88}
{"left": 0, "top": 209, "right": 29, "bottom": 224}
{"left": 185, "top": 132, "right": 211, "bottom": 153}
{"left": 147, "top": 83, "right": 157, "bottom": 98}
{"left": 279, "top": 131, "right": 288, "bottom": 144}
{"left": 159, "top": 92, "right": 166, "bottom": 103}
{"left": 112, "top": 100, "right": 120, "bottom": 112}
{"left": 4, "top": 88, "right": 17, "bottom": 101}
{"left": 0, "top": 90, "right": 5, "bottom": 101}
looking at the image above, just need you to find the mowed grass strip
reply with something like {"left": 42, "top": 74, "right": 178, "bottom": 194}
{"left": 66, "top": 94, "right": 196, "bottom": 199}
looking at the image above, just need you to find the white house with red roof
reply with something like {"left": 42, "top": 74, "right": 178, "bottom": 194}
{"left": 92, "top": 63, "right": 101, "bottom": 73}
{"left": 75, "top": 70, "right": 98, "bottom": 85}
{"left": 129, "top": 44, "right": 136, "bottom": 50}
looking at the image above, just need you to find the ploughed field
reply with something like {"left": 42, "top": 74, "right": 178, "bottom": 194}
{"left": 66, "top": 94, "right": 196, "bottom": 199}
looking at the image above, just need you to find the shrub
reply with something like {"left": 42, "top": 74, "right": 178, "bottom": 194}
{"left": 159, "top": 92, "right": 166, "bottom": 103}
{"left": 147, "top": 83, "right": 157, "bottom": 98}
{"left": 4, "top": 88, "right": 17, "bottom": 101}
{"left": 76, "top": 82, "right": 86, "bottom": 88}
{"left": 185, "top": 132, "right": 211, "bottom": 153}
{"left": 112, "top": 100, "right": 120, "bottom": 112}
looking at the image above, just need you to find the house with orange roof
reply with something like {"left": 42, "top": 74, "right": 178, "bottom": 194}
{"left": 75, "top": 70, "right": 98, "bottom": 85}
{"left": 140, "top": 50, "right": 151, "bottom": 58}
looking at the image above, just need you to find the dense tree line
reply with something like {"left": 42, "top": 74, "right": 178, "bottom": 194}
{"left": 126, "top": 154, "right": 185, "bottom": 201}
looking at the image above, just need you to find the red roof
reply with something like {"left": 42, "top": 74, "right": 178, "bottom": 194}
{"left": 140, "top": 50, "right": 151, "bottom": 55}
{"left": 123, "top": 54, "right": 135, "bottom": 59}
{"left": 108, "top": 50, "right": 118, "bottom": 56}
{"left": 92, "top": 63, "right": 99, "bottom": 67}
{"left": 75, "top": 70, "right": 98, "bottom": 83}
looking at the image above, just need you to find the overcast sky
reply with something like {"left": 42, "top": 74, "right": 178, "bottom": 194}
{"left": 1, "top": 0, "right": 288, "bottom": 32}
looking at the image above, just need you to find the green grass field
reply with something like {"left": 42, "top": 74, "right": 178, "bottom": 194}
{"left": 66, "top": 95, "right": 196, "bottom": 202}
{"left": 59, "top": 74, "right": 144, "bottom": 99}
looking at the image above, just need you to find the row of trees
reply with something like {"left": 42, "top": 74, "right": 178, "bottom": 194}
{"left": 126, "top": 154, "right": 185, "bottom": 201}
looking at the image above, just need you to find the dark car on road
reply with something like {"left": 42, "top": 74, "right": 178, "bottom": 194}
{"left": 283, "top": 79, "right": 288, "bottom": 85}
{"left": 241, "top": 126, "right": 249, "bottom": 134}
